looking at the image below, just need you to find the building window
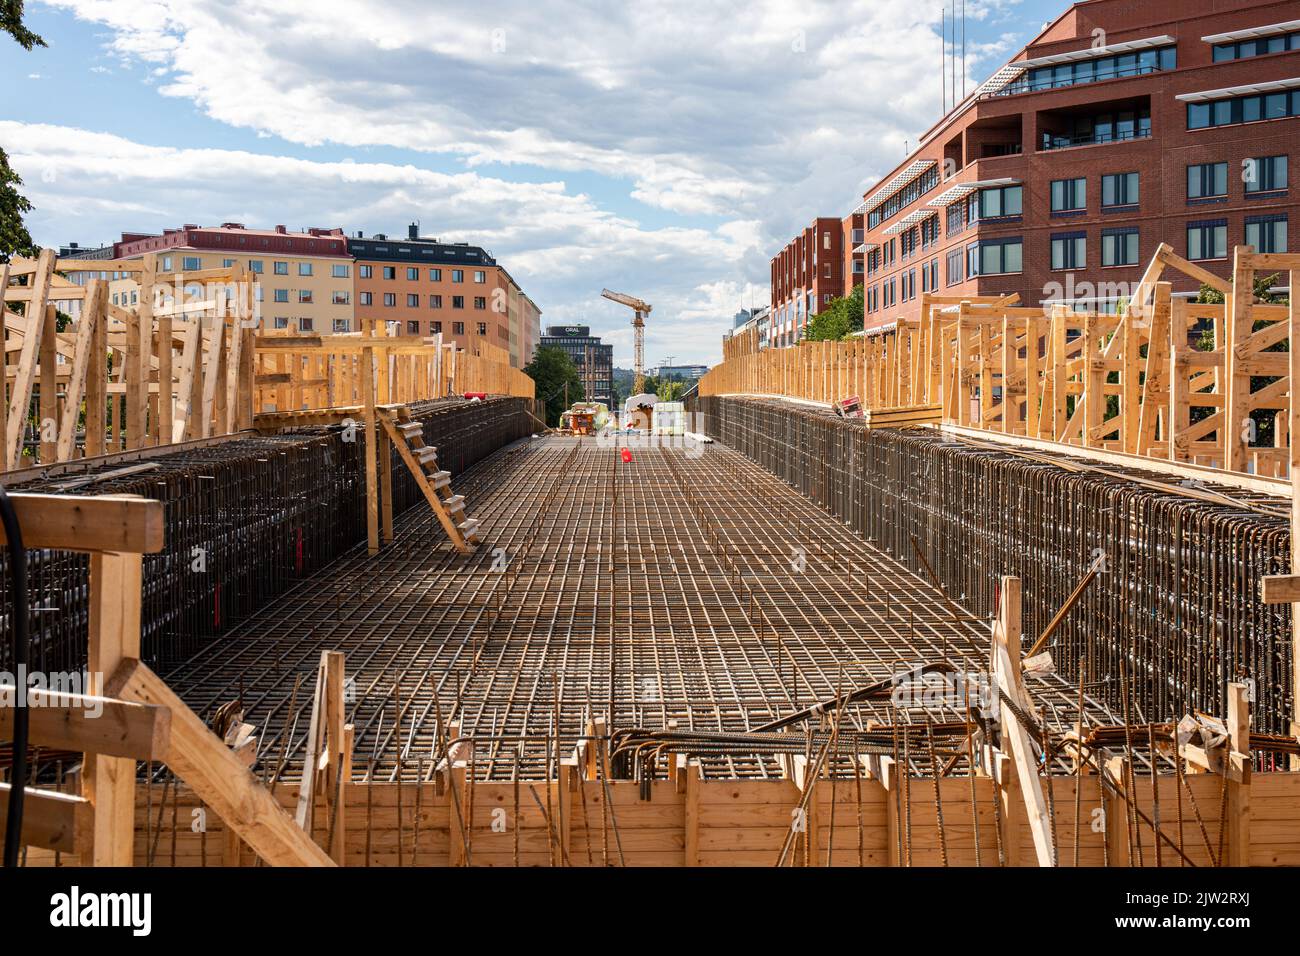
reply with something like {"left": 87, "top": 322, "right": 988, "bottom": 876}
{"left": 1017, "top": 45, "right": 1174, "bottom": 93}
{"left": 1101, "top": 227, "right": 1139, "bottom": 266}
{"left": 432, "top": 321, "right": 442, "bottom": 334}
{"left": 300, "top": 318, "right": 314, "bottom": 332}
{"left": 1187, "top": 162, "right": 1228, "bottom": 199}
{"left": 272, "top": 316, "right": 288, "bottom": 329}
{"left": 1246, "top": 215, "right": 1288, "bottom": 253}
{"left": 222, "top": 258, "right": 235, "bottom": 268}
{"left": 452, "top": 270, "right": 464, "bottom": 283}
{"left": 452, "top": 296, "right": 464, "bottom": 309}
{"left": 853, "top": 260, "right": 864, "bottom": 274}
{"left": 274, "top": 261, "right": 289, "bottom": 275}
{"left": 1245, "top": 155, "right": 1288, "bottom": 193}
{"left": 1213, "top": 33, "right": 1299, "bottom": 62}
{"left": 477, "top": 322, "right": 488, "bottom": 335}
{"left": 977, "top": 185, "right": 1022, "bottom": 219}
{"left": 273, "top": 288, "right": 289, "bottom": 303}
{"left": 249, "top": 260, "right": 263, "bottom": 274}
{"left": 453, "top": 321, "right": 465, "bottom": 335}
{"left": 383, "top": 293, "right": 396, "bottom": 307}
{"left": 160, "top": 256, "right": 173, "bottom": 272}
{"left": 332, "top": 290, "right": 350, "bottom": 305}
{"left": 1188, "top": 90, "right": 1299, "bottom": 129}
{"left": 866, "top": 165, "right": 939, "bottom": 231}
{"left": 946, "top": 247, "right": 963, "bottom": 285}
{"left": 430, "top": 295, "right": 442, "bottom": 308}
{"left": 359, "top": 265, "right": 372, "bottom": 279}
{"left": 407, "top": 321, "right": 421, "bottom": 335}
{"left": 1187, "top": 220, "right": 1228, "bottom": 261}
{"left": 359, "top": 292, "right": 372, "bottom": 306}
{"left": 1050, "top": 233, "right": 1086, "bottom": 270}
{"left": 1050, "top": 177, "right": 1086, "bottom": 212}
{"left": 429, "top": 268, "right": 441, "bottom": 281}
{"left": 298, "top": 262, "right": 312, "bottom": 276}
{"left": 852, "top": 228, "right": 864, "bottom": 243}
{"left": 474, "top": 296, "right": 486, "bottom": 309}
{"left": 1101, "top": 172, "right": 1139, "bottom": 207}
{"left": 182, "top": 256, "right": 201, "bottom": 271}
{"left": 474, "top": 270, "right": 486, "bottom": 283}
{"left": 405, "top": 267, "right": 417, "bottom": 280}
{"left": 407, "top": 293, "right": 419, "bottom": 307}
{"left": 329, "top": 264, "right": 348, "bottom": 278}
{"left": 332, "top": 319, "right": 351, "bottom": 333}
{"left": 298, "top": 290, "right": 313, "bottom": 304}
{"left": 971, "top": 238, "right": 1023, "bottom": 276}
{"left": 946, "top": 203, "right": 964, "bottom": 235}
{"left": 382, "top": 266, "right": 396, "bottom": 280}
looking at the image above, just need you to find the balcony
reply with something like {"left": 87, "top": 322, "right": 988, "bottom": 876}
{"left": 1037, "top": 97, "right": 1151, "bottom": 152}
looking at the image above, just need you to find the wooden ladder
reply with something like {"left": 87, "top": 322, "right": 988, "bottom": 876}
{"left": 377, "top": 404, "right": 478, "bottom": 552}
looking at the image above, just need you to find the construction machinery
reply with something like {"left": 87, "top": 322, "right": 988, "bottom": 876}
{"left": 601, "top": 288, "right": 651, "bottom": 395}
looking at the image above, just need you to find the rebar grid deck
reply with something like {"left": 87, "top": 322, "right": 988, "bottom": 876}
{"left": 162, "top": 435, "right": 1115, "bottom": 781}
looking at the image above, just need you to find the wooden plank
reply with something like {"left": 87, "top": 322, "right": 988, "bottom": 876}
{"left": 0, "top": 684, "right": 169, "bottom": 760}
{"left": 0, "top": 493, "right": 163, "bottom": 553}
{"left": 0, "top": 783, "right": 89, "bottom": 853}
{"left": 58, "top": 282, "right": 105, "bottom": 461}
{"left": 993, "top": 576, "right": 1054, "bottom": 866}
{"left": 7, "top": 248, "right": 53, "bottom": 468}
{"left": 109, "top": 660, "right": 334, "bottom": 866}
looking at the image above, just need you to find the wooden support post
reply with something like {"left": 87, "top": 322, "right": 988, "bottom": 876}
{"left": 81, "top": 551, "right": 143, "bottom": 866}
{"left": 992, "top": 576, "right": 1054, "bottom": 866}
{"left": 1226, "top": 682, "right": 1251, "bottom": 866}
{"left": 361, "top": 346, "right": 379, "bottom": 555}
{"left": 684, "top": 758, "right": 701, "bottom": 866}
{"left": 38, "top": 303, "right": 57, "bottom": 463}
{"left": 1292, "top": 268, "right": 1300, "bottom": 769}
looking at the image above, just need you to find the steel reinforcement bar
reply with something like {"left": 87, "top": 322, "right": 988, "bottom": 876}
{"left": 0, "top": 397, "right": 536, "bottom": 675}
{"left": 155, "top": 434, "right": 1117, "bottom": 783}
{"left": 695, "top": 395, "right": 1293, "bottom": 737}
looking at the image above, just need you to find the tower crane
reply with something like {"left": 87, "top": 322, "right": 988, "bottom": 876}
{"left": 600, "top": 289, "right": 652, "bottom": 395}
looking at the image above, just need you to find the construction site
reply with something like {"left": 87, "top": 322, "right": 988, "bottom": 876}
{"left": 0, "top": 242, "right": 1297, "bottom": 876}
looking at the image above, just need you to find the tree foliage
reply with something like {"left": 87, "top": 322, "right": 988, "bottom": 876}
{"left": 524, "top": 346, "right": 584, "bottom": 427}
{"left": 803, "top": 283, "right": 864, "bottom": 342}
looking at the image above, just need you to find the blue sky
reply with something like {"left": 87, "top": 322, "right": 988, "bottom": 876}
{"left": 2, "top": 0, "right": 1065, "bottom": 365}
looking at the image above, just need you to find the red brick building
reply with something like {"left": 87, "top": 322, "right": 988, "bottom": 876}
{"left": 769, "top": 216, "right": 848, "bottom": 347}
{"left": 846, "top": 0, "right": 1299, "bottom": 332}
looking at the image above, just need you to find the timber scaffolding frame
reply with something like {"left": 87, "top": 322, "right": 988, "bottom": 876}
{"left": 11, "top": 436, "right": 1300, "bottom": 867}
{"left": 702, "top": 245, "right": 1299, "bottom": 480}
{"left": 0, "top": 249, "right": 533, "bottom": 472}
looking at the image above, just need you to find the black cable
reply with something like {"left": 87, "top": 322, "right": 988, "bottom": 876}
{"left": 0, "top": 483, "right": 28, "bottom": 868}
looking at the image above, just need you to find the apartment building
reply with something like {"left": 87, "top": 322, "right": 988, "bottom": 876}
{"left": 348, "top": 225, "right": 540, "bottom": 367}
{"left": 850, "top": 0, "right": 1298, "bottom": 332}
{"left": 111, "top": 224, "right": 353, "bottom": 332}
{"left": 769, "top": 216, "right": 847, "bottom": 347}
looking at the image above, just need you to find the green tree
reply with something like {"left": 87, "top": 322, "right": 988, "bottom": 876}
{"left": 804, "top": 284, "right": 864, "bottom": 341}
{"left": 656, "top": 379, "right": 685, "bottom": 402}
{"left": 1, "top": 1, "right": 43, "bottom": 262}
{"left": 524, "top": 346, "right": 584, "bottom": 427}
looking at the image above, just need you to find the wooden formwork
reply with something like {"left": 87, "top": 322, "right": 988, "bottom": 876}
{"left": 702, "top": 245, "right": 1298, "bottom": 477}
{"left": 22, "top": 767, "right": 1300, "bottom": 868}
{"left": 0, "top": 251, "right": 532, "bottom": 472}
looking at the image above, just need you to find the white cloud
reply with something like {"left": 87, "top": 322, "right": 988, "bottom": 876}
{"left": 1, "top": 120, "right": 758, "bottom": 363}
{"left": 15, "top": 0, "right": 1028, "bottom": 363}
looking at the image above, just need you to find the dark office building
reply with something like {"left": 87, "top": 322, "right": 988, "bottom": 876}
{"left": 539, "top": 325, "right": 614, "bottom": 406}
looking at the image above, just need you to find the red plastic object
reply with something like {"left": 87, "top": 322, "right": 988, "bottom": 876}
{"left": 463, "top": 392, "right": 487, "bottom": 401}
{"left": 620, "top": 448, "right": 633, "bottom": 463}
